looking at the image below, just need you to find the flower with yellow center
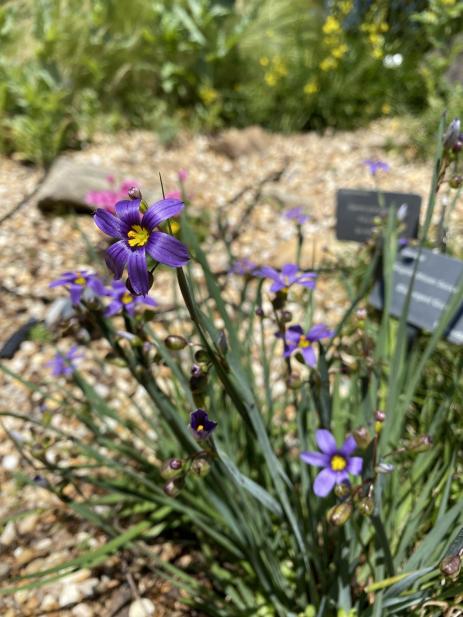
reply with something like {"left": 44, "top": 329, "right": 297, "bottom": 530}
{"left": 127, "top": 224, "right": 150, "bottom": 247}
{"left": 74, "top": 275, "right": 86, "bottom": 285}
{"left": 298, "top": 335, "right": 311, "bottom": 349}
{"left": 304, "top": 80, "right": 319, "bottom": 95}
{"left": 323, "top": 16, "right": 341, "bottom": 35}
{"left": 121, "top": 291, "right": 133, "bottom": 305}
{"left": 320, "top": 57, "right": 338, "bottom": 72}
{"left": 331, "top": 454, "right": 347, "bottom": 471}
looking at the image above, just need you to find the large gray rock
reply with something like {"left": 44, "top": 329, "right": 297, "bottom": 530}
{"left": 209, "top": 126, "right": 270, "bottom": 159}
{"left": 36, "top": 157, "right": 114, "bottom": 213}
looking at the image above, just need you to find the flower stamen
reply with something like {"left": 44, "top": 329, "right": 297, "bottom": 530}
{"left": 331, "top": 454, "right": 347, "bottom": 471}
{"left": 127, "top": 225, "right": 149, "bottom": 247}
{"left": 298, "top": 335, "right": 311, "bottom": 348}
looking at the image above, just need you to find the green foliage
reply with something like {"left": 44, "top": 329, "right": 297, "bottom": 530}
{"left": 0, "top": 0, "right": 462, "bottom": 162}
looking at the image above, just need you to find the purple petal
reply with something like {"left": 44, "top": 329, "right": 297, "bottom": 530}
{"left": 316, "top": 429, "right": 337, "bottom": 455}
{"left": 127, "top": 249, "right": 149, "bottom": 295}
{"left": 340, "top": 435, "right": 357, "bottom": 457}
{"left": 146, "top": 232, "right": 189, "bottom": 267}
{"left": 313, "top": 468, "right": 336, "bottom": 497}
{"left": 281, "top": 263, "right": 299, "bottom": 278}
{"left": 105, "top": 300, "right": 122, "bottom": 317}
{"left": 136, "top": 296, "right": 158, "bottom": 307}
{"left": 269, "top": 279, "right": 286, "bottom": 293}
{"left": 301, "top": 345, "right": 316, "bottom": 367}
{"left": 142, "top": 198, "right": 184, "bottom": 230}
{"left": 307, "top": 323, "right": 333, "bottom": 342}
{"left": 286, "top": 325, "right": 304, "bottom": 342}
{"left": 347, "top": 456, "right": 363, "bottom": 476}
{"left": 283, "top": 343, "right": 296, "bottom": 358}
{"left": 94, "top": 210, "right": 120, "bottom": 238}
{"left": 105, "top": 241, "right": 130, "bottom": 279}
{"left": 69, "top": 284, "right": 84, "bottom": 304}
{"left": 115, "top": 200, "right": 141, "bottom": 228}
{"left": 255, "top": 266, "right": 280, "bottom": 281}
{"left": 300, "top": 451, "right": 329, "bottom": 467}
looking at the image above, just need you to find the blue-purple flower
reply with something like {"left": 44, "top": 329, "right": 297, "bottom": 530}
{"left": 49, "top": 271, "right": 105, "bottom": 304}
{"left": 189, "top": 409, "right": 217, "bottom": 440}
{"left": 104, "top": 280, "right": 158, "bottom": 317}
{"left": 281, "top": 323, "right": 333, "bottom": 367}
{"left": 283, "top": 206, "right": 309, "bottom": 225}
{"left": 229, "top": 258, "right": 258, "bottom": 276}
{"left": 300, "top": 429, "right": 363, "bottom": 497}
{"left": 47, "top": 345, "right": 82, "bottom": 377}
{"left": 256, "top": 263, "right": 317, "bottom": 293}
{"left": 94, "top": 198, "right": 189, "bottom": 295}
{"left": 364, "top": 159, "right": 389, "bottom": 176}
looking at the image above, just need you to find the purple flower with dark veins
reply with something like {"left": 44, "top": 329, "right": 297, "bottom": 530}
{"left": 300, "top": 429, "right": 363, "bottom": 497}
{"left": 49, "top": 271, "right": 105, "bottom": 304}
{"left": 47, "top": 345, "right": 82, "bottom": 377}
{"left": 189, "top": 409, "right": 217, "bottom": 440}
{"left": 256, "top": 263, "right": 317, "bottom": 293}
{"left": 283, "top": 206, "right": 309, "bottom": 225}
{"left": 364, "top": 159, "right": 389, "bottom": 176}
{"left": 280, "top": 323, "right": 333, "bottom": 367}
{"left": 104, "top": 280, "right": 158, "bottom": 317}
{"left": 94, "top": 198, "right": 189, "bottom": 295}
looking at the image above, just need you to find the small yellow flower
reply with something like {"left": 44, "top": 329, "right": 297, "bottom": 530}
{"left": 304, "top": 80, "right": 319, "bottom": 95}
{"left": 199, "top": 86, "right": 218, "bottom": 105}
{"left": 259, "top": 56, "right": 269, "bottom": 67}
{"left": 320, "top": 56, "right": 338, "bottom": 71}
{"left": 332, "top": 43, "right": 348, "bottom": 59}
{"left": 372, "top": 47, "right": 383, "bottom": 59}
{"left": 265, "top": 72, "right": 277, "bottom": 87}
{"left": 379, "top": 22, "right": 389, "bottom": 32}
{"left": 339, "top": 0, "right": 353, "bottom": 15}
{"left": 382, "top": 102, "right": 391, "bottom": 115}
{"left": 368, "top": 32, "right": 382, "bottom": 46}
{"left": 323, "top": 16, "right": 341, "bottom": 35}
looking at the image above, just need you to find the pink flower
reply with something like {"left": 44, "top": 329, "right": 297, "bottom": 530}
{"left": 86, "top": 178, "right": 140, "bottom": 214}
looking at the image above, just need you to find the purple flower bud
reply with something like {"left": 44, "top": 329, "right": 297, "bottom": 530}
{"left": 128, "top": 186, "right": 142, "bottom": 200}
{"left": 255, "top": 307, "right": 265, "bottom": 318}
{"left": 374, "top": 410, "right": 386, "bottom": 422}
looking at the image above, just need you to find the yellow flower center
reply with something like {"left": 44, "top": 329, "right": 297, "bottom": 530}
{"left": 331, "top": 455, "right": 347, "bottom": 471}
{"left": 170, "top": 220, "right": 180, "bottom": 234}
{"left": 127, "top": 225, "right": 149, "bottom": 247}
{"left": 197, "top": 424, "right": 204, "bottom": 432}
{"left": 298, "top": 335, "right": 311, "bottom": 349}
{"left": 74, "top": 276, "right": 86, "bottom": 285}
{"left": 121, "top": 291, "right": 133, "bottom": 305}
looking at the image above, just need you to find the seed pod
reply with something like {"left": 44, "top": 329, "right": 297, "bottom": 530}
{"left": 334, "top": 482, "right": 351, "bottom": 499}
{"left": 286, "top": 372, "right": 302, "bottom": 390}
{"left": 163, "top": 477, "right": 184, "bottom": 498}
{"left": 255, "top": 307, "right": 265, "bottom": 318}
{"left": 440, "top": 555, "right": 461, "bottom": 578}
{"left": 194, "top": 349, "right": 209, "bottom": 363}
{"left": 160, "top": 458, "right": 184, "bottom": 480}
{"left": 190, "top": 457, "right": 211, "bottom": 478}
{"left": 444, "top": 118, "right": 461, "bottom": 149}
{"left": 357, "top": 497, "right": 374, "bottom": 517}
{"left": 165, "top": 335, "right": 188, "bottom": 351}
{"left": 374, "top": 410, "right": 385, "bottom": 422}
{"left": 281, "top": 310, "right": 292, "bottom": 323}
{"left": 327, "top": 502, "right": 352, "bottom": 527}
{"left": 406, "top": 435, "right": 433, "bottom": 453}
{"left": 449, "top": 175, "right": 463, "bottom": 189}
{"left": 353, "top": 426, "right": 371, "bottom": 450}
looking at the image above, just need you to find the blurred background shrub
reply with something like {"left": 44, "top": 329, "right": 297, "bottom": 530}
{"left": 0, "top": 0, "right": 462, "bottom": 164}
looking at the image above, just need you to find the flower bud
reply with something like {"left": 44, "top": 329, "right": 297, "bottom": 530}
{"left": 126, "top": 273, "right": 153, "bottom": 295}
{"left": 163, "top": 477, "right": 184, "bottom": 498}
{"left": 327, "top": 502, "right": 352, "bottom": 527}
{"left": 357, "top": 497, "right": 374, "bottom": 517}
{"left": 353, "top": 426, "right": 371, "bottom": 450}
{"left": 165, "top": 335, "right": 188, "bottom": 351}
{"left": 160, "top": 458, "right": 184, "bottom": 480}
{"left": 449, "top": 175, "right": 463, "bottom": 189}
{"left": 334, "top": 482, "right": 351, "bottom": 499}
{"left": 255, "top": 307, "right": 265, "bottom": 318}
{"left": 128, "top": 186, "right": 142, "bottom": 200}
{"left": 444, "top": 118, "right": 461, "bottom": 150}
{"left": 374, "top": 410, "right": 385, "bottom": 422}
{"left": 272, "top": 290, "right": 287, "bottom": 310}
{"left": 286, "top": 372, "right": 302, "bottom": 390}
{"left": 440, "top": 555, "right": 461, "bottom": 578}
{"left": 194, "top": 349, "right": 209, "bottom": 363}
{"left": 406, "top": 435, "right": 433, "bottom": 453}
{"left": 281, "top": 310, "right": 292, "bottom": 323}
{"left": 356, "top": 308, "right": 367, "bottom": 320}
{"left": 190, "top": 457, "right": 211, "bottom": 477}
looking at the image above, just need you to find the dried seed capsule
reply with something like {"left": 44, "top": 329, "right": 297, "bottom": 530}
{"left": 286, "top": 372, "right": 302, "bottom": 390}
{"left": 163, "top": 477, "right": 184, "bottom": 498}
{"left": 190, "top": 457, "right": 211, "bottom": 477}
{"left": 449, "top": 175, "right": 463, "bottom": 189}
{"left": 334, "top": 482, "right": 351, "bottom": 499}
{"left": 281, "top": 310, "right": 293, "bottom": 323}
{"left": 357, "top": 497, "right": 374, "bottom": 517}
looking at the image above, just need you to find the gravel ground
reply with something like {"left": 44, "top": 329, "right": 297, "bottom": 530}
{"left": 0, "top": 119, "right": 460, "bottom": 616}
